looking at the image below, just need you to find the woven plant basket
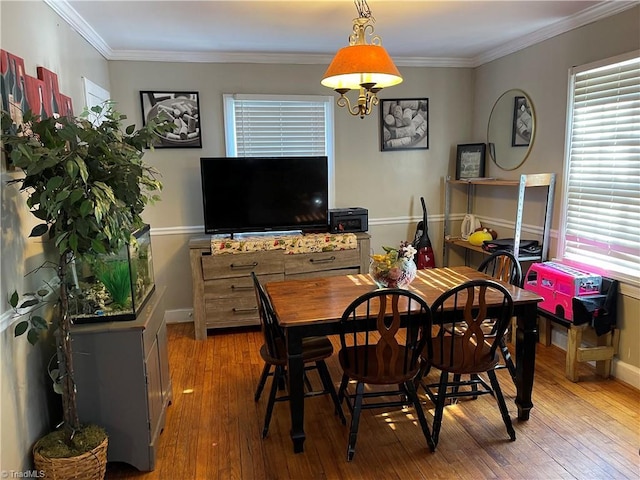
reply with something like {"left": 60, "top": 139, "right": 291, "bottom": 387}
{"left": 33, "top": 435, "right": 108, "bottom": 480}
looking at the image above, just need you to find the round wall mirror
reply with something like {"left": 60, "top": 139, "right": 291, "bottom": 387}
{"left": 487, "top": 89, "right": 535, "bottom": 170}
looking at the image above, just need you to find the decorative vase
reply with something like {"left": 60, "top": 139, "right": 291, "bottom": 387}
{"left": 369, "top": 257, "right": 417, "bottom": 289}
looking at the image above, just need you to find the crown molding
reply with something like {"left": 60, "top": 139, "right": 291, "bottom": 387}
{"left": 108, "top": 50, "right": 333, "bottom": 64}
{"left": 395, "top": 57, "right": 475, "bottom": 68}
{"left": 45, "top": 0, "right": 637, "bottom": 68}
{"left": 43, "top": 0, "right": 113, "bottom": 60}
{"left": 106, "top": 49, "right": 472, "bottom": 68}
{"left": 472, "top": 1, "right": 639, "bottom": 67}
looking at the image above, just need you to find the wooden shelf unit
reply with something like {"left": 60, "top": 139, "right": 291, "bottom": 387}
{"left": 443, "top": 173, "right": 556, "bottom": 265}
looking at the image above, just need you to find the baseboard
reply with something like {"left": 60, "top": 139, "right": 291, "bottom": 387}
{"left": 164, "top": 308, "right": 194, "bottom": 324}
{"left": 611, "top": 360, "right": 640, "bottom": 390}
{"left": 549, "top": 328, "right": 639, "bottom": 390}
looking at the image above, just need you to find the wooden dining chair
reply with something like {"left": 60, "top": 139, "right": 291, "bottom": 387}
{"left": 337, "top": 288, "right": 435, "bottom": 461}
{"left": 477, "top": 250, "right": 523, "bottom": 381}
{"left": 424, "top": 279, "right": 516, "bottom": 448}
{"left": 478, "top": 250, "right": 523, "bottom": 288}
{"left": 251, "top": 272, "right": 345, "bottom": 438}
{"left": 432, "top": 251, "right": 521, "bottom": 394}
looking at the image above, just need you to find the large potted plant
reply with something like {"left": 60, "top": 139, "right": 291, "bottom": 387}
{"left": 2, "top": 103, "right": 169, "bottom": 479}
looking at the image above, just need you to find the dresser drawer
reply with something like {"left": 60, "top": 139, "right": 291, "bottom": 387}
{"left": 284, "top": 249, "right": 360, "bottom": 275}
{"left": 204, "top": 296, "right": 261, "bottom": 328}
{"left": 204, "top": 273, "right": 283, "bottom": 299}
{"left": 201, "top": 251, "right": 284, "bottom": 280}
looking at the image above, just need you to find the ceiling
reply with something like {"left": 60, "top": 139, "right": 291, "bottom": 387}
{"left": 50, "top": 0, "right": 637, "bottom": 67}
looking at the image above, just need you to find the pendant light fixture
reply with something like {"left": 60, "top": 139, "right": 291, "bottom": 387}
{"left": 321, "top": 0, "right": 403, "bottom": 119}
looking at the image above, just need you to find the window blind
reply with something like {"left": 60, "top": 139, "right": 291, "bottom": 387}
{"left": 224, "top": 95, "right": 330, "bottom": 157}
{"left": 561, "top": 52, "right": 640, "bottom": 281}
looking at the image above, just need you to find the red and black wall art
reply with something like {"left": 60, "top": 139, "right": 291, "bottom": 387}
{"left": 1, "top": 49, "right": 74, "bottom": 126}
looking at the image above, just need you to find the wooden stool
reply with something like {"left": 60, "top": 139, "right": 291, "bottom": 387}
{"left": 537, "top": 313, "right": 620, "bottom": 382}
{"left": 565, "top": 323, "right": 619, "bottom": 381}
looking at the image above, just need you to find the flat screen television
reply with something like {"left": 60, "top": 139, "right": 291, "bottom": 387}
{"left": 200, "top": 156, "right": 329, "bottom": 235}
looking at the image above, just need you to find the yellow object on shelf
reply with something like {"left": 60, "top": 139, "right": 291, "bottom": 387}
{"left": 468, "top": 230, "right": 493, "bottom": 246}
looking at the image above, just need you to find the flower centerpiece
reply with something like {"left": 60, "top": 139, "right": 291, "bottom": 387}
{"left": 369, "top": 241, "right": 418, "bottom": 288}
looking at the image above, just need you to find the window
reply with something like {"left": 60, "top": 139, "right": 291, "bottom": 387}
{"left": 223, "top": 94, "right": 335, "bottom": 206}
{"left": 559, "top": 51, "right": 640, "bottom": 285}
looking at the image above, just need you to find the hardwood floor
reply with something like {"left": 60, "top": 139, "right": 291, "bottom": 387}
{"left": 106, "top": 323, "right": 639, "bottom": 479}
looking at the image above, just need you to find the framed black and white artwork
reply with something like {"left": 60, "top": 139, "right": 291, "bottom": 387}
{"left": 380, "top": 98, "right": 429, "bottom": 151}
{"left": 140, "top": 91, "right": 201, "bottom": 148}
{"left": 456, "top": 143, "right": 486, "bottom": 180}
{"left": 512, "top": 95, "right": 532, "bottom": 147}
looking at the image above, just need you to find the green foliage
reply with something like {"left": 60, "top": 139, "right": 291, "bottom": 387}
{"left": 9, "top": 283, "right": 53, "bottom": 345}
{"left": 95, "top": 260, "right": 132, "bottom": 308}
{"left": 2, "top": 102, "right": 171, "bottom": 439}
{"left": 1, "top": 102, "right": 171, "bottom": 259}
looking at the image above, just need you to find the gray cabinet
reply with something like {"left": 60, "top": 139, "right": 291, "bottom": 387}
{"left": 71, "top": 286, "right": 171, "bottom": 471}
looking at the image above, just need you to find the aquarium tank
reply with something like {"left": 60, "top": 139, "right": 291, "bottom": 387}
{"left": 68, "top": 224, "right": 156, "bottom": 323}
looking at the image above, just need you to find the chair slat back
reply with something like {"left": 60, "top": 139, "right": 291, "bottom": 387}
{"left": 252, "top": 272, "right": 285, "bottom": 360}
{"left": 431, "top": 279, "right": 514, "bottom": 372}
{"left": 478, "top": 251, "right": 523, "bottom": 287}
{"left": 340, "top": 289, "right": 432, "bottom": 380}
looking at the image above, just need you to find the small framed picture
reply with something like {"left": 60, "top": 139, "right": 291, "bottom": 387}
{"left": 456, "top": 143, "right": 486, "bottom": 180}
{"left": 140, "top": 91, "right": 201, "bottom": 148}
{"left": 512, "top": 96, "right": 532, "bottom": 147}
{"left": 380, "top": 98, "right": 429, "bottom": 151}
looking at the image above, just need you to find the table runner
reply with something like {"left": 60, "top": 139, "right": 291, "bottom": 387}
{"left": 210, "top": 232, "right": 357, "bottom": 255}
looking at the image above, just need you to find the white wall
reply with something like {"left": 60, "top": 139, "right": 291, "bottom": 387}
{"left": 0, "top": 1, "right": 110, "bottom": 472}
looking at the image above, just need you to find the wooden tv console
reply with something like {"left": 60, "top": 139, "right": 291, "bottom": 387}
{"left": 189, "top": 232, "right": 371, "bottom": 340}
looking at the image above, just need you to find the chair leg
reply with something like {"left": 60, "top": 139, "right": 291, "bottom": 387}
{"left": 432, "top": 371, "right": 448, "bottom": 448}
{"left": 303, "top": 371, "right": 313, "bottom": 393}
{"left": 398, "top": 383, "right": 409, "bottom": 404}
{"left": 451, "top": 373, "right": 462, "bottom": 403}
{"left": 347, "top": 381, "right": 365, "bottom": 461}
{"left": 254, "top": 363, "right": 271, "bottom": 402}
{"left": 405, "top": 380, "right": 435, "bottom": 452}
{"left": 414, "top": 357, "right": 431, "bottom": 390}
{"left": 499, "top": 338, "right": 517, "bottom": 383}
{"left": 487, "top": 369, "right": 516, "bottom": 441}
{"left": 338, "top": 373, "right": 349, "bottom": 409}
{"left": 316, "top": 360, "right": 346, "bottom": 425}
{"left": 262, "top": 365, "right": 283, "bottom": 438}
{"left": 278, "top": 371, "right": 287, "bottom": 391}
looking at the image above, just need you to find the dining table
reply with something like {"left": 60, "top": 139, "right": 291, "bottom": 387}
{"left": 265, "top": 266, "right": 543, "bottom": 453}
